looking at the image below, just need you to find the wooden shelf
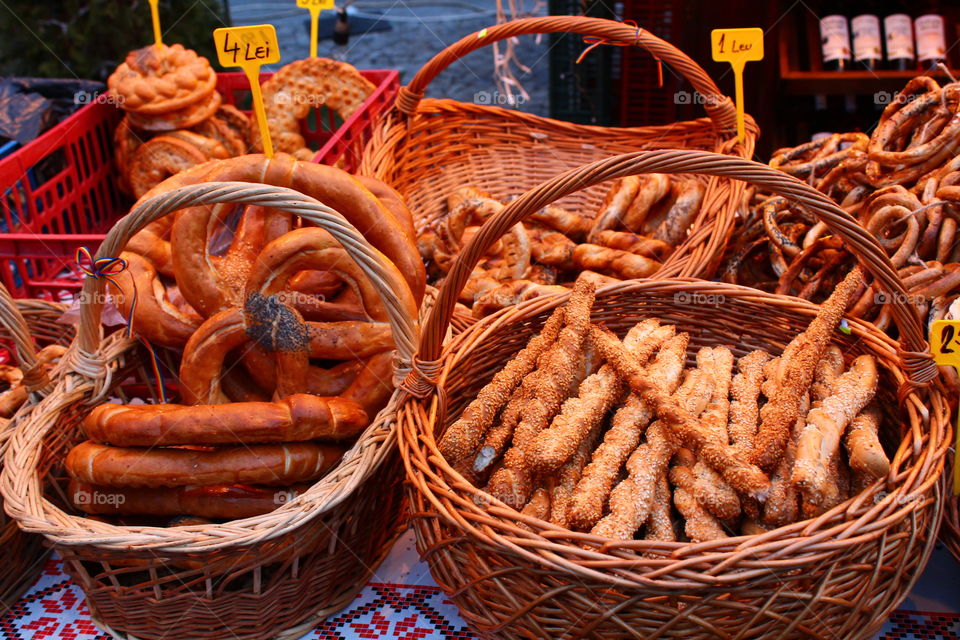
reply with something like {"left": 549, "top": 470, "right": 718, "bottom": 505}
{"left": 781, "top": 70, "right": 953, "bottom": 95}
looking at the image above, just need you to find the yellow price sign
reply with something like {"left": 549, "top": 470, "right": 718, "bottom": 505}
{"left": 930, "top": 319, "right": 960, "bottom": 494}
{"left": 297, "top": 0, "right": 336, "bottom": 58}
{"left": 711, "top": 28, "right": 763, "bottom": 145}
{"left": 213, "top": 25, "right": 281, "bottom": 158}
{"left": 147, "top": 0, "right": 163, "bottom": 46}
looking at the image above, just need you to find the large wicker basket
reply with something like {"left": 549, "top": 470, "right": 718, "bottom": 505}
{"left": 396, "top": 149, "right": 950, "bottom": 639}
{"left": 0, "top": 287, "right": 73, "bottom": 611}
{"left": 0, "top": 182, "right": 421, "bottom": 639}
{"left": 361, "top": 16, "right": 757, "bottom": 279}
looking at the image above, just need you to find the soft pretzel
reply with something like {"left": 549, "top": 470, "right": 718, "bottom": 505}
{"left": 245, "top": 226, "right": 417, "bottom": 325}
{"left": 84, "top": 393, "right": 367, "bottom": 447}
{"left": 112, "top": 251, "right": 201, "bottom": 348}
{"left": 529, "top": 205, "right": 592, "bottom": 241}
{"left": 125, "top": 217, "right": 175, "bottom": 277}
{"left": 591, "top": 229, "right": 672, "bottom": 260}
{"left": 572, "top": 244, "right": 661, "bottom": 280}
{"left": 622, "top": 174, "right": 671, "bottom": 233}
{"left": 66, "top": 440, "right": 345, "bottom": 488}
{"left": 650, "top": 179, "right": 705, "bottom": 246}
{"left": 144, "top": 153, "right": 425, "bottom": 304}
{"left": 590, "top": 177, "right": 642, "bottom": 240}
{"left": 254, "top": 58, "right": 376, "bottom": 156}
{"left": 107, "top": 44, "right": 216, "bottom": 115}
{"left": 0, "top": 345, "right": 66, "bottom": 418}
{"left": 843, "top": 402, "right": 889, "bottom": 480}
{"left": 69, "top": 480, "right": 309, "bottom": 519}
{"left": 171, "top": 203, "right": 291, "bottom": 317}
{"left": 178, "top": 304, "right": 307, "bottom": 405}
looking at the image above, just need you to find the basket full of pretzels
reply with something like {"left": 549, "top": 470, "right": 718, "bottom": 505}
{"left": 362, "top": 16, "right": 756, "bottom": 287}
{"left": 396, "top": 149, "right": 950, "bottom": 639}
{"left": 0, "top": 153, "right": 426, "bottom": 639}
{"left": 0, "top": 286, "right": 73, "bottom": 611}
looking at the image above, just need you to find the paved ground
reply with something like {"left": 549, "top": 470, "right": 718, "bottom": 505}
{"left": 227, "top": 0, "right": 549, "bottom": 115}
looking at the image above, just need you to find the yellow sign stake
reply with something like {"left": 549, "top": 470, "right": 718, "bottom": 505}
{"left": 213, "top": 25, "right": 281, "bottom": 158}
{"left": 148, "top": 0, "right": 163, "bottom": 47}
{"left": 711, "top": 28, "right": 763, "bottom": 144}
{"left": 297, "top": 0, "right": 335, "bottom": 58}
{"left": 930, "top": 320, "right": 960, "bottom": 494}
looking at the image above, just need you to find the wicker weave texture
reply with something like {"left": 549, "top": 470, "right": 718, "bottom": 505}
{"left": 0, "top": 291, "right": 72, "bottom": 612}
{"left": 0, "top": 183, "right": 420, "bottom": 639}
{"left": 396, "top": 150, "right": 950, "bottom": 639}
{"left": 361, "top": 16, "right": 758, "bottom": 280}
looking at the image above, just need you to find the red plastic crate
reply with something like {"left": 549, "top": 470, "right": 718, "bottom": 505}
{"left": 0, "top": 69, "right": 399, "bottom": 301}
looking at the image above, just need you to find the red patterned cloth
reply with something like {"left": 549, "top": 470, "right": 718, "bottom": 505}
{"left": 2, "top": 534, "right": 958, "bottom": 639}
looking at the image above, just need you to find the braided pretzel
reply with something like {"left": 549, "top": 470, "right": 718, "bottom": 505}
{"left": 112, "top": 251, "right": 200, "bottom": 348}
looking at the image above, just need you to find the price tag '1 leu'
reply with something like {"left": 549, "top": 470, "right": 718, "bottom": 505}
{"left": 711, "top": 28, "right": 763, "bottom": 144}
{"left": 930, "top": 319, "right": 960, "bottom": 495}
{"left": 297, "top": 0, "right": 335, "bottom": 59}
{"left": 213, "top": 25, "right": 281, "bottom": 158}
{"left": 147, "top": 0, "right": 163, "bottom": 46}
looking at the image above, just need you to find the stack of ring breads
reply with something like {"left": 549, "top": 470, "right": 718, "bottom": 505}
{"left": 419, "top": 177, "right": 705, "bottom": 317}
{"left": 65, "top": 152, "right": 424, "bottom": 525}
{"left": 439, "top": 269, "right": 890, "bottom": 541}
{"left": 108, "top": 44, "right": 251, "bottom": 198}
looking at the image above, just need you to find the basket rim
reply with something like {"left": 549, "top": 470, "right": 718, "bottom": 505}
{"left": 0, "top": 179, "right": 426, "bottom": 554}
{"left": 397, "top": 278, "right": 951, "bottom": 588}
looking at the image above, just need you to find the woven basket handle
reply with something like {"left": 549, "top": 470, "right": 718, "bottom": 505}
{"left": 74, "top": 182, "right": 419, "bottom": 369}
{"left": 419, "top": 149, "right": 936, "bottom": 386}
{"left": 395, "top": 15, "right": 739, "bottom": 135}
{"left": 0, "top": 283, "right": 53, "bottom": 395}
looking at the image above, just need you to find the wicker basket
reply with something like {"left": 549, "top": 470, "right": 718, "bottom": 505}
{"left": 0, "top": 287, "right": 73, "bottom": 611}
{"left": 396, "top": 149, "right": 950, "bottom": 639}
{"left": 0, "top": 182, "right": 421, "bottom": 640}
{"left": 361, "top": 16, "right": 757, "bottom": 279}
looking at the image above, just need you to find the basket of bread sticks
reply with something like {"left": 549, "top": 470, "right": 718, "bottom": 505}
{"left": 1, "top": 153, "right": 425, "bottom": 640}
{"left": 396, "top": 149, "right": 950, "bottom": 639}
{"left": 362, "top": 16, "right": 756, "bottom": 287}
{"left": 0, "top": 285, "right": 73, "bottom": 611}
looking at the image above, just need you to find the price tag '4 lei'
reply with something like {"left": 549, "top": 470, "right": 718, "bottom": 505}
{"left": 711, "top": 27, "right": 763, "bottom": 145}
{"left": 213, "top": 25, "right": 281, "bottom": 158}
{"left": 930, "top": 319, "right": 960, "bottom": 494}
